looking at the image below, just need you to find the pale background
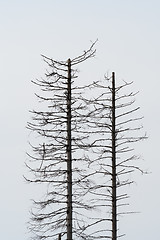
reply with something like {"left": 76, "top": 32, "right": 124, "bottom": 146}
{"left": 0, "top": 1, "right": 159, "bottom": 239}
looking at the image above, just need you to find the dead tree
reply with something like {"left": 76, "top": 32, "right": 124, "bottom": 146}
{"left": 26, "top": 43, "right": 96, "bottom": 240}
{"left": 81, "top": 72, "right": 147, "bottom": 239}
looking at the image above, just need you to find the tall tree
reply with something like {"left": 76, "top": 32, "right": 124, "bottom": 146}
{"left": 81, "top": 72, "right": 147, "bottom": 239}
{"left": 26, "top": 43, "right": 96, "bottom": 240}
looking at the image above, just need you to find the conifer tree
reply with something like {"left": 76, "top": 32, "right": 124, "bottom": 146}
{"left": 81, "top": 72, "right": 147, "bottom": 240}
{"left": 26, "top": 43, "right": 96, "bottom": 240}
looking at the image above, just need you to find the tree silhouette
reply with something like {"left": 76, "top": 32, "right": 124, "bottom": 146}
{"left": 81, "top": 72, "right": 147, "bottom": 239}
{"left": 26, "top": 45, "right": 146, "bottom": 240}
{"left": 26, "top": 43, "right": 97, "bottom": 240}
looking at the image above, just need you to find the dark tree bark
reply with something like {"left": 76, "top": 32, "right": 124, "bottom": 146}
{"left": 58, "top": 233, "right": 61, "bottom": 240}
{"left": 66, "top": 58, "right": 72, "bottom": 240}
{"left": 111, "top": 72, "right": 117, "bottom": 240}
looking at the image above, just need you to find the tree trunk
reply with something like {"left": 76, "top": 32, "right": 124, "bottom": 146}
{"left": 67, "top": 58, "right": 72, "bottom": 240}
{"left": 111, "top": 72, "right": 117, "bottom": 240}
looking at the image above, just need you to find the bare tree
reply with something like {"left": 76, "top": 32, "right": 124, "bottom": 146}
{"left": 26, "top": 43, "right": 96, "bottom": 240}
{"left": 80, "top": 72, "right": 147, "bottom": 239}
{"left": 26, "top": 41, "right": 146, "bottom": 240}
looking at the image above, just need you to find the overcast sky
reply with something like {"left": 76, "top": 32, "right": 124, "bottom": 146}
{"left": 0, "top": 1, "right": 159, "bottom": 239}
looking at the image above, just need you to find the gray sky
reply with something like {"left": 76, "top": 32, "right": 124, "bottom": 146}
{"left": 0, "top": 0, "right": 159, "bottom": 239}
